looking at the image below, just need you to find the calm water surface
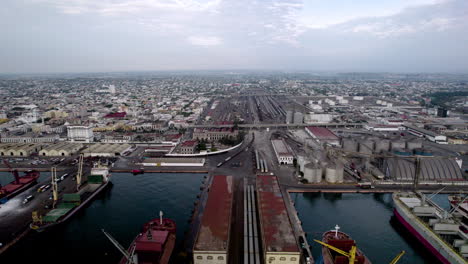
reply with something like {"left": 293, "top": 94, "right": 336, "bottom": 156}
{"left": 1, "top": 172, "right": 204, "bottom": 264}
{"left": 291, "top": 192, "right": 450, "bottom": 264}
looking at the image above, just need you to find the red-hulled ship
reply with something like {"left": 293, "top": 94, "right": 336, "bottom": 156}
{"left": 0, "top": 169, "right": 40, "bottom": 201}
{"left": 321, "top": 226, "right": 371, "bottom": 264}
{"left": 104, "top": 212, "right": 176, "bottom": 264}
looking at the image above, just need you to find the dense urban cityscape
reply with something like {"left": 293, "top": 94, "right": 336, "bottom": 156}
{"left": 0, "top": 71, "right": 466, "bottom": 264}
{"left": 2, "top": 0, "right": 468, "bottom": 263}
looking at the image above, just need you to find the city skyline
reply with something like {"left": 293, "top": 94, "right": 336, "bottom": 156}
{"left": 2, "top": 0, "right": 468, "bottom": 74}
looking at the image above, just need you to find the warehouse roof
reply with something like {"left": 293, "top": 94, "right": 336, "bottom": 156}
{"left": 194, "top": 175, "right": 233, "bottom": 252}
{"left": 257, "top": 175, "right": 299, "bottom": 253}
{"left": 306, "top": 127, "right": 339, "bottom": 141}
{"left": 271, "top": 139, "right": 292, "bottom": 156}
{"left": 383, "top": 157, "right": 463, "bottom": 181}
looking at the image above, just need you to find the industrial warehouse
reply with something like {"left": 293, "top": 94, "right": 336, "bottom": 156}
{"left": 257, "top": 175, "right": 300, "bottom": 264}
{"left": 81, "top": 143, "right": 132, "bottom": 157}
{"left": 193, "top": 175, "right": 233, "bottom": 264}
{"left": 139, "top": 157, "right": 205, "bottom": 167}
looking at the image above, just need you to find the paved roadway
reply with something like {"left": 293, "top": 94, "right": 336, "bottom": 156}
{"left": 0, "top": 167, "right": 82, "bottom": 253}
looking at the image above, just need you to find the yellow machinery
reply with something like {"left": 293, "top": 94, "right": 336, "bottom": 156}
{"left": 32, "top": 211, "right": 42, "bottom": 225}
{"left": 314, "top": 239, "right": 405, "bottom": 264}
{"left": 51, "top": 166, "right": 58, "bottom": 208}
{"left": 76, "top": 153, "right": 84, "bottom": 191}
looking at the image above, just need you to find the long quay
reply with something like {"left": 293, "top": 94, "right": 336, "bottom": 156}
{"left": 257, "top": 175, "right": 302, "bottom": 264}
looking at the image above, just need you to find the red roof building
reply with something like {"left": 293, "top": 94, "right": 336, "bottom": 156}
{"left": 305, "top": 126, "right": 340, "bottom": 146}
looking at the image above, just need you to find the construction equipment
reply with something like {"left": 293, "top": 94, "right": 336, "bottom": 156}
{"left": 314, "top": 239, "right": 405, "bottom": 264}
{"left": 389, "top": 251, "right": 405, "bottom": 264}
{"left": 76, "top": 154, "right": 84, "bottom": 191}
{"left": 314, "top": 239, "right": 356, "bottom": 264}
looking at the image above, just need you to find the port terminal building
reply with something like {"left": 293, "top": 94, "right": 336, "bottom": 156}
{"left": 257, "top": 175, "right": 300, "bottom": 264}
{"left": 193, "top": 175, "right": 233, "bottom": 264}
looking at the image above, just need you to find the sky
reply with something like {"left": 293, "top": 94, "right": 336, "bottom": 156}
{"left": 1, "top": 0, "right": 467, "bottom": 73}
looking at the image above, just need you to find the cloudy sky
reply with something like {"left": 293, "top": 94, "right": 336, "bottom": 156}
{"left": 1, "top": 0, "right": 467, "bottom": 73}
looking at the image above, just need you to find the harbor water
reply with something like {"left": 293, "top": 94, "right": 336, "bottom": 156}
{"left": 291, "top": 192, "right": 451, "bottom": 264}
{"left": 0, "top": 172, "right": 204, "bottom": 264}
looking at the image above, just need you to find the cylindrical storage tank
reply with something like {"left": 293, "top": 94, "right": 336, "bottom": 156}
{"left": 336, "top": 164, "right": 344, "bottom": 183}
{"left": 393, "top": 148, "right": 412, "bottom": 156}
{"left": 407, "top": 140, "right": 423, "bottom": 150}
{"left": 391, "top": 140, "right": 406, "bottom": 150}
{"left": 359, "top": 141, "right": 374, "bottom": 154}
{"left": 342, "top": 138, "right": 358, "bottom": 152}
{"left": 297, "top": 155, "right": 306, "bottom": 172}
{"left": 293, "top": 112, "right": 303, "bottom": 124}
{"left": 414, "top": 148, "right": 433, "bottom": 156}
{"left": 303, "top": 162, "right": 315, "bottom": 182}
{"left": 325, "top": 166, "right": 338, "bottom": 183}
{"left": 286, "top": 110, "right": 293, "bottom": 124}
{"left": 375, "top": 140, "right": 390, "bottom": 153}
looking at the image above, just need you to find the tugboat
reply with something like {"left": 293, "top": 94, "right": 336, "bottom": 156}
{"left": 315, "top": 225, "right": 372, "bottom": 264}
{"left": 103, "top": 211, "right": 176, "bottom": 264}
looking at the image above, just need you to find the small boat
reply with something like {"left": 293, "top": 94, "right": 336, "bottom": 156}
{"left": 132, "top": 169, "right": 144, "bottom": 175}
{"left": 320, "top": 225, "right": 371, "bottom": 264}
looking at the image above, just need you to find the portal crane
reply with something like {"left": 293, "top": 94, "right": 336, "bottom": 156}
{"left": 2, "top": 159, "right": 20, "bottom": 184}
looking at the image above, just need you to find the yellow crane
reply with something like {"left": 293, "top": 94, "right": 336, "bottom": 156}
{"left": 314, "top": 239, "right": 405, "bottom": 264}
{"left": 51, "top": 166, "right": 59, "bottom": 208}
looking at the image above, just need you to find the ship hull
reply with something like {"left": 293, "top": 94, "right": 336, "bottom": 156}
{"left": 393, "top": 195, "right": 466, "bottom": 264}
{"left": 321, "top": 231, "right": 371, "bottom": 264}
{"left": 3, "top": 178, "right": 38, "bottom": 200}
{"left": 31, "top": 180, "right": 111, "bottom": 232}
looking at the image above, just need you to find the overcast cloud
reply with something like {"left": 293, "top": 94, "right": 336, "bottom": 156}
{"left": 1, "top": 0, "right": 467, "bottom": 73}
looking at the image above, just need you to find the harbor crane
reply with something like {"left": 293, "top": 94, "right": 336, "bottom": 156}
{"left": 314, "top": 239, "right": 405, "bottom": 264}
{"left": 51, "top": 166, "right": 59, "bottom": 208}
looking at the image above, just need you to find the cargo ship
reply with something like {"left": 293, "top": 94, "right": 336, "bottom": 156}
{"left": 449, "top": 194, "right": 468, "bottom": 214}
{"left": 103, "top": 212, "right": 176, "bottom": 264}
{"left": 393, "top": 192, "right": 468, "bottom": 263}
{"left": 30, "top": 164, "right": 111, "bottom": 231}
{"left": 320, "top": 226, "right": 371, "bottom": 264}
{"left": 0, "top": 170, "right": 40, "bottom": 202}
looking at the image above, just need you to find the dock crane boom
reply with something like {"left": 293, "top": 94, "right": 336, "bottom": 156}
{"left": 51, "top": 166, "right": 58, "bottom": 208}
{"left": 76, "top": 154, "right": 84, "bottom": 191}
{"left": 314, "top": 239, "right": 406, "bottom": 264}
{"left": 2, "top": 159, "right": 20, "bottom": 184}
{"left": 102, "top": 229, "right": 137, "bottom": 264}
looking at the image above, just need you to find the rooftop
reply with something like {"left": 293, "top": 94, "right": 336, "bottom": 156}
{"left": 271, "top": 139, "right": 292, "bottom": 156}
{"left": 194, "top": 175, "right": 233, "bottom": 252}
{"left": 306, "top": 127, "right": 339, "bottom": 141}
{"left": 257, "top": 175, "right": 299, "bottom": 253}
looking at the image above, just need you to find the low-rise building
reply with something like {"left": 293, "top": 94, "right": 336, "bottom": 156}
{"left": 305, "top": 126, "right": 340, "bottom": 146}
{"left": 193, "top": 128, "right": 238, "bottom": 141}
{"left": 67, "top": 126, "right": 94, "bottom": 143}
{"left": 179, "top": 140, "right": 197, "bottom": 154}
{"left": 271, "top": 139, "right": 294, "bottom": 165}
